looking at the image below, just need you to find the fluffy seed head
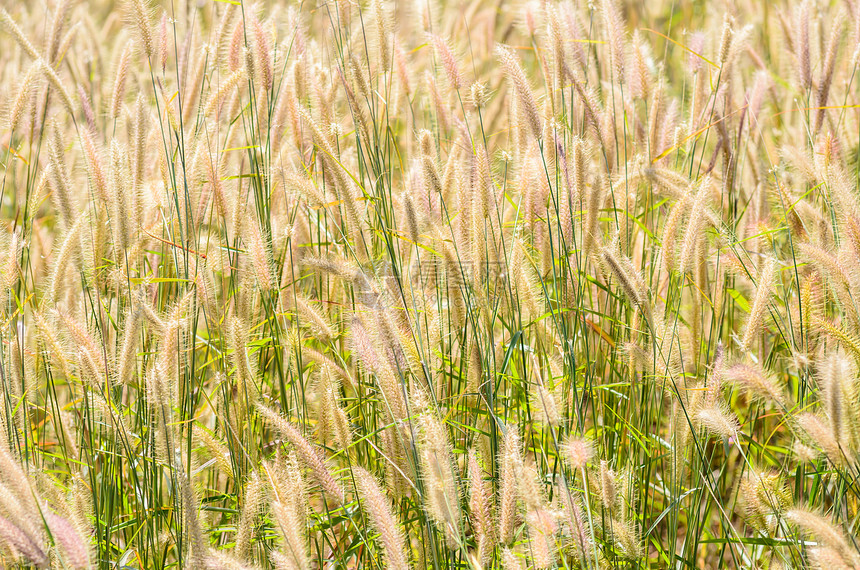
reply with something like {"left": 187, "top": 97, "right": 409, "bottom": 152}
{"left": 725, "top": 362, "right": 785, "bottom": 406}
{"left": 430, "top": 34, "right": 461, "bottom": 91}
{"left": 354, "top": 467, "right": 410, "bottom": 570}
{"left": 563, "top": 437, "right": 594, "bottom": 470}
{"left": 126, "top": 0, "right": 153, "bottom": 59}
{"left": 696, "top": 404, "right": 739, "bottom": 439}
{"left": 497, "top": 44, "right": 541, "bottom": 140}
{"left": 741, "top": 258, "right": 777, "bottom": 352}
{"left": 470, "top": 81, "right": 489, "bottom": 109}
{"left": 498, "top": 428, "right": 522, "bottom": 544}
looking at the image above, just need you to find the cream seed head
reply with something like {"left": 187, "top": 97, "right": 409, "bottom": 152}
{"left": 110, "top": 41, "right": 134, "bottom": 120}
{"left": 430, "top": 34, "right": 462, "bottom": 91}
{"left": 0, "top": 7, "right": 40, "bottom": 60}
{"left": 496, "top": 44, "right": 542, "bottom": 140}
{"left": 563, "top": 437, "right": 594, "bottom": 470}
{"left": 354, "top": 467, "right": 410, "bottom": 570}
{"left": 8, "top": 62, "right": 40, "bottom": 132}
{"left": 126, "top": 0, "right": 153, "bottom": 60}
{"left": 470, "top": 81, "right": 489, "bottom": 109}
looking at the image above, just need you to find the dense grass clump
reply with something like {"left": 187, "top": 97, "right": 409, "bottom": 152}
{"left": 2, "top": 0, "right": 860, "bottom": 567}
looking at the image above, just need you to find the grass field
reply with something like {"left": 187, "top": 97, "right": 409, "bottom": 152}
{"left": 1, "top": 0, "right": 860, "bottom": 568}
